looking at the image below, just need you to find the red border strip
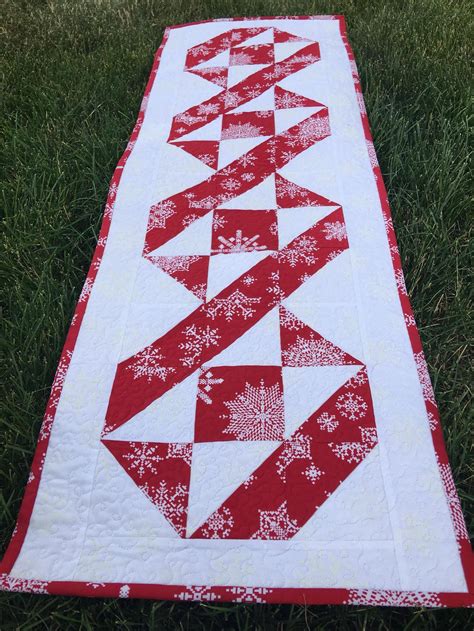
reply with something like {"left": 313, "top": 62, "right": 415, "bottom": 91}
{"left": 1, "top": 16, "right": 472, "bottom": 607}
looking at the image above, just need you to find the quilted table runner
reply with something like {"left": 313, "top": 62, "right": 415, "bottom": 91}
{"left": 1, "top": 16, "right": 472, "bottom": 606}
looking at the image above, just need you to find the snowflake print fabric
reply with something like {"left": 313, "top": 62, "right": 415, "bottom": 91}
{"left": 1, "top": 17, "right": 472, "bottom": 608}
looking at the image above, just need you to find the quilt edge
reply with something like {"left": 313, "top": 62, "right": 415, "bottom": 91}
{"left": 0, "top": 15, "right": 472, "bottom": 606}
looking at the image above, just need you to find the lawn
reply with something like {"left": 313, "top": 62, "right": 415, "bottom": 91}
{"left": 1, "top": 0, "right": 472, "bottom": 628}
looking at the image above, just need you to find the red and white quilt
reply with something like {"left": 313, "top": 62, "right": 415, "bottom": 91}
{"left": 1, "top": 16, "right": 472, "bottom": 606}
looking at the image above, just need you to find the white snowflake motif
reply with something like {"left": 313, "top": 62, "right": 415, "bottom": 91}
{"left": 279, "top": 235, "right": 318, "bottom": 267}
{"left": 176, "top": 585, "right": 220, "bottom": 602}
{"left": 275, "top": 91, "right": 307, "bottom": 109}
{"left": 140, "top": 480, "right": 188, "bottom": 536}
{"left": 282, "top": 334, "right": 346, "bottom": 367}
{"left": 149, "top": 255, "right": 199, "bottom": 274}
{"left": 251, "top": 501, "right": 299, "bottom": 540}
{"left": 191, "top": 283, "right": 206, "bottom": 301}
{"left": 266, "top": 268, "right": 285, "bottom": 305}
{"left": 221, "top": 177, "right": 241, "bottom": 192}
{"left": 366, "top": 140, "right": 378, "bottom": 167}
{"left": 323, "top": 220, "right": 347, "bottom": 242}
{"left": 198, "top": 153, "right": 214, "bottom": 166}
{"left": 189, "top": 195, "right": 217, "bottom": 210}
{"left": 214, "top": 229, "right": 265, "bottom": 253}
{"left": 223, "top": 379, "right": 284, "bottom": 441}
{"left": 182, "top": 212, "right": 200, "bottom": 226}
{"left": 330, "top": 440, "right": 371, "bottom": 464}
{"left": 39, "top": 413, "right": 54, "bottom": 441}
{"left": 414, "top": 352, "right": 436, "bottom": 404}
{"left": 207, "top": 289, "right": 260, "bottom": 321}
{"left": 197, "top": 102, "right": 220, "bottom": 115}
{"left": 197, "top": 369, "right": 224, "bottom": 404}
{"left": 237, "top": 153, "right": 257, "bottom": 168}
{"left": 335, "top": 391, "right": 368, "bottom": 421}
{"left": 167, "top": 443, "right": 192, "bottom": 466}
{"left": 201, "top": 506, "right": 234, "bottom": 538}
{"left": 222, "top": 122, "right": 265, "bottom": 140}
{"left": 243, "top": 473, "right": 256, "bottom": 488}
{"left": 226, "top": 586, "right": 273, "bottom": 603}
{"left": 304, "top": 464, "right": 324, "bottom": 484}
{"left": 395, "top": 269, "right": 408, "bottom": 295}
{"left": 276, "top": 433, "right": 312, "bottom": 480}
{"left": 242, "top": 275, "right": 255, "bottom": 286}
{"left": 405, "top": 313, "right": 416, "bottom": 327}
{"left": 127, "top": 347, "right": 175, "bottom": 382}
{"left": 0, "top": 575, "right": 49, "bottom": 594}
{"left": 79, "top": 277, "right": 93, "bottom": 303}
{"left": 123, "top": 442, "right": 162, "bottom": 478}
{"left": 428, "top": 411, "right": 438, "bottom": 431}
{"left": 179, "top": 324, "right": 221, "bottom": 367}
{"left": 317, "top": 412, "right": 339, "bottom": 433}
{"left": 295, "top": 115, "right": 330, "bottom": 143}
{"left": 345, "top": 589, "right": 442, "bottom": 608}
{"left": 174, "top": 111, "right": 203, "bottom": 126}
{"left": 241, "top": 172, "right": 255, "bottom": 182}
{"left": 344, "top": 369, "right": 368, "bottom": 389}
{"left": 147, "top": 200, "right": 176, "bottom": 230}
{"left": 230, "top": 51, "right": 254, "bottom": 65}
{"left": 280, "top": 308, "right": 304, "bottom": 331}
{"left": 119, "top": 584, "right": 130, "bottom": 598}
{"left": 51, "top": 350, "right": 72, "bottom": 399}
{"left": 223, "top": 91, "right": 243, "bottom": 109}
{"left": 438, "top": 460, "right": 469, "bottom": 542}
{"left": 212, "top": 213, "right": 227, "bottom": 231}
{"left": 277, "top": 177, "right": 303, "bottom": 199}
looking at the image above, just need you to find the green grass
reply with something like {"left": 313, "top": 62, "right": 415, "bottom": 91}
{"left": 1, "top": 0, "right": 472, "bottom": 628}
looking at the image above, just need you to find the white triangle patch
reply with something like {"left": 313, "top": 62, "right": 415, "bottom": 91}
{"left": 106, "top": 371, "right": 199, "bottom": 443}
{"left": 293, "top": 447, "right": 392, "bottom": 541}
{"left": 275, "top": 106, "right": 322, "bottom": 134}
{"left": 282, "top": 365, "right": 361, "bottom": 437}
{"left": 232, "top": 87, "right": 275, "bottom": 112}
{"left": 219, "top": 173, "right": 276, "bottom": 209}
{"left": 274, "top": 41, "right": 311, "bottom": 63}
{"left": 277, "top": 206, "right": 339, "bottom": 248}
{"left": 179, "top": 116, "right": 222, "bottom": 142}
{"left": 206, "top": 251, "right": 268, "bottom": 300}
{"left": 149, "top": 213, "right": 212, "bottom": 256}
{"left": 187, "top": 440, "right": 280, "bottom": 535}
{"left": 195, "top": 49, "right": 230, "bottom": 68}
{"left": 218, "top": 136, "right": 269, "bottom": 169}
{"left": 234, "top": 29, "right": 274, "bottom": 47}
{"left": 287, "top": 250, "right": 357, "bottom": 303}
{"left": 227, "top": 65, "right": 269, "bottom": 88}
{"left": 205, "top": 306, "right": 281, "bottom": 366}
{"left": 92, "top": 447, "right": 180, "bottom": 538}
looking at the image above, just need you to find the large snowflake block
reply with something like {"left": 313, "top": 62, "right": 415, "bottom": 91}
{"left": 211, "top": 209, "right": 278, "bottom": 254}
{"left": 194, "top": 365, "right": 285, "bottom": 442}
{"left": 222, "top": 111, "right": 275, "bottom": 140}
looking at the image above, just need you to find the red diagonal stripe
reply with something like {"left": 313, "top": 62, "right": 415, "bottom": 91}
{"left": 104, "top": 208, "right": 346, "bottom": 435}
{"left": 145, "top": 107, "right": 330, "bottom": 253}
{"left": 171, "top": 42, "right": 321, "bottom": 141}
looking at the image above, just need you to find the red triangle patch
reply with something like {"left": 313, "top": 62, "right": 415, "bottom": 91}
{"left": 275, "top": 85, "right": 324, "bottom": 110}
{"left": 276, "top": 173, "right": 338, "bottom": 208}
{"left": 280, "top": 306, "right": 361, "bottom": 367}
{"left": 274, "top": 28, "right": 311, "bottom": 44}
{"left": 171, "top": 140, "right": 219, "bottom": 170}
{"left": 147, "top": 255, "right": 209, "bottom": 301}
{"left": 187, "top": 66, "right": 228, "bottom": 88}
{"left": 102, "top": 440, "right": 192, "bottom": 537}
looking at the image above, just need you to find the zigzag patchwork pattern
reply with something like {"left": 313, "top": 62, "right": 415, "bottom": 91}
{"left": 102, "top": 26, "right": 379, "bottom": 540}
